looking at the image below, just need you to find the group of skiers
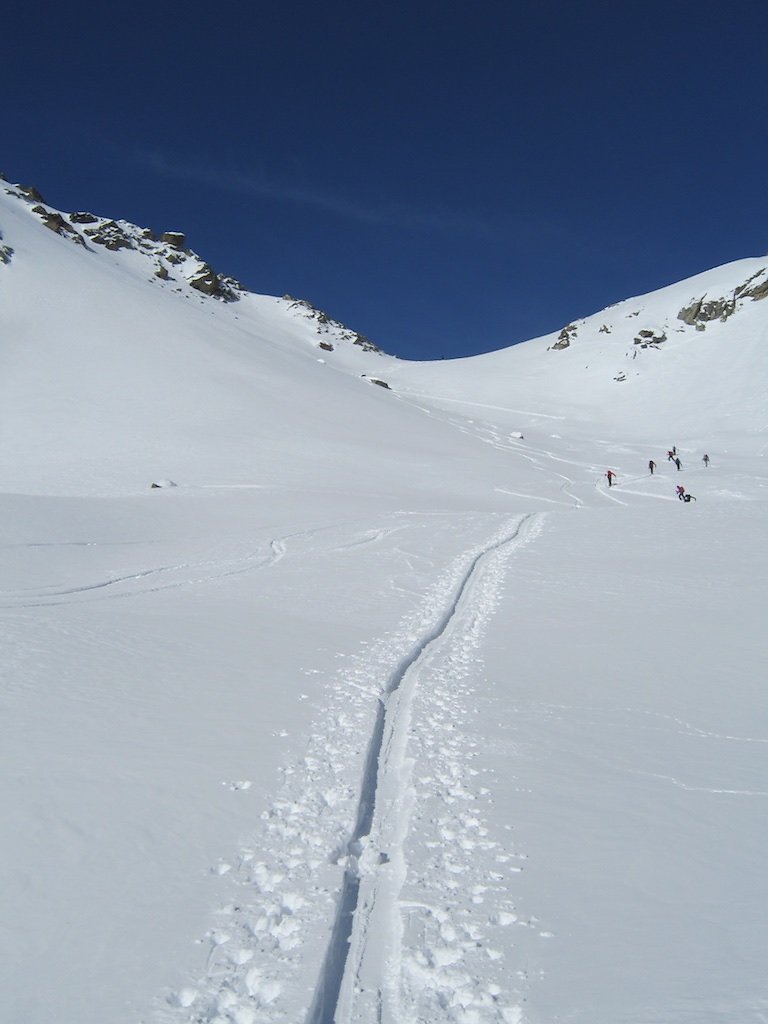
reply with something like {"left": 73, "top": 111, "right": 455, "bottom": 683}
{"left": 604, "top": 446, "right": 711, "bottom": 503}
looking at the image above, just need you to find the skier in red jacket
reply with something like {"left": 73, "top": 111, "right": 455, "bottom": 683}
{"left": 606, "top": 470, "right": 616, "bottom": 487}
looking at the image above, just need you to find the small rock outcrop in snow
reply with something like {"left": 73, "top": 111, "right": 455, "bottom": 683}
{"left": 361, "top": 375, "right": 391, "bottom": 389}
{"left": 284, "top": 296, "right": 382, "bottom": 354}
{"left": 552, "top": 322, "right": 578, "bottom": 350}
{"left": 633, "top": 328, "right": 666, "bottom": 347}
{"left": 0, "top": 228, "right": 12, "bottom": 265}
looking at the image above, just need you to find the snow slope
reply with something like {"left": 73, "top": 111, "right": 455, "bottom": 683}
{"left": 1, "top": 182, "right": 767, "bottom": 1024}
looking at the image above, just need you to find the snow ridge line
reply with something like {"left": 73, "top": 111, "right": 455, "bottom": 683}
{"left": 307, "top": 512, "right": 541, "bottom": 1024}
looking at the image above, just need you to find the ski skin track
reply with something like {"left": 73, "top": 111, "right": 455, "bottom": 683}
{"left": 307, "top": 512, "right": 543, "bottom": 1024}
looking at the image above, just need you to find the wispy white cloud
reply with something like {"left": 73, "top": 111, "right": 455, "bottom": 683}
{"left": 135, "top": 150, "right": 492, "bottom": 237}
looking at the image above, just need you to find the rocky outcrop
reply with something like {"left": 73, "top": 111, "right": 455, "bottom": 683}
{"left": 5, "top": 179, "right": 249, "bottom": 304}
{"left": 82, "top": 219, "right": 134, "bottom": 251}
{"left": 678, "top": 266, "right": 768, "bottom": 330}
{"left": 187, "top": 262, "right": 245, "bottom": 301}
{"left": 552, "top": 323, "right": 578, "bottom": 350}
{"left": 161, "top": 231, "right": 186, "bottom": 249}
{"left": 735, "top": 267, "right": 768, "bottom": 302}
{"left": 633, "top": 328, "right": 667, "bottom": 347}
{"left": 16, "top": 184, "right": 45, "bottom": 202}
{"left": 350, "top": 332, "right": 379, "bottom": 352}
{"left": 287, "top": 298, "right": 382, "bottom": 354}
{"left": 188, "top": 263, "right": 219, "bottom": 295}
{"left": 31, "top": 206, "right": 86, "bottom": 246}
{"left": 0, "top": 228, "right": 12, "bottom": 265}
{"left": 677, "top": 295, "right": 736, "bottom": 329}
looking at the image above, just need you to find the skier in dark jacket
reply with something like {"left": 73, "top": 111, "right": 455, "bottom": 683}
{"left": 702, "top": 453, "right": 710, "bottom": 467}
{"left": 649, "top": 460, "right": 656, "bottom": 475}
{"left": 674, "top": 457, "right": 682, "bottom": 471}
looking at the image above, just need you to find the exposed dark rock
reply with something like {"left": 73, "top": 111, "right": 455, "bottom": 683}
{"left": 677, "top": 267, "right": 768, "bottom": 329}
{"left": 734, "top": 268, "right": 765, "bottom": 298}
{"left": 678, "top": 295, "right": 735, "bottom": 328}
{"left": 552, "top": 323, "right": 578, "bottom": 350}
{"left": 186, "top": 263, "right": 244, "bottom": 302}
{"left": 362, "top": 375, "right": 390, "bottom": 389}
{"left": 287, "top": 298, "right": 382, "bottom": 353}
{"left": 83, "top": 219, "right": 134, "bottom": 251}
{"left": 17, "top": 184, "right": 45, "bottom": 202}
{"left": 161, "top": 231, "right": 186, "bottom": 249}
{"left": 32, "top": 206, "right": 69, "bottom": 233}
{"left": 188, "top": 263, "right": 219, "bottom": 295}
{"left": 0, "top": 244, "right": 13, "bottom": 265}
{"left": 599, "top": 324, "right": 611, "bottom": 333}
{"left": 30, "top": 206, "right": 86, "bottom": 246}
{"left": 350, "top": 333, "right": 379, "bottom": 353}
{"left": 141, "top": 228, "right": 157, "bottom": 242}
{"left": 155, "top": 264, "right": 169, "bottom": 280}
{"left": 748, "top": 278, "right": 768, "bottom": 301}
{"left": 633, "top": 328, "right": 667, "bottom": 347}
{"left": 318, "top": 341, "right": 334, "bottom": 351}
{"left": 69, "top": 212, "right": 98, "bottom": 224}
{"left": 678, "top": 297, "right": 703, "bottom": 326}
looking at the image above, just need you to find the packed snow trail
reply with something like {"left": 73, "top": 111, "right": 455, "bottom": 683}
{"left": 308, "top": 513, "right": 542, "bottom": 1024}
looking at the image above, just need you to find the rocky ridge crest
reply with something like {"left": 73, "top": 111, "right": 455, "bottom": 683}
{"left": 2, "top": 179, "right": 245, "bottom": 302}
{"left": 1, "top": 177, "right": 384, "bottom": 357}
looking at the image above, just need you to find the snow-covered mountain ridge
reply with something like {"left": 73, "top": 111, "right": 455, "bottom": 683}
{"left": 0, "top": 176, "right": 381, "bottom": 354}
{"left": 387, "top": 253, "right": 768, "bottom": 439}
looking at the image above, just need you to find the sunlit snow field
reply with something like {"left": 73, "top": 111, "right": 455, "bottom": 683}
{"left": 2, "top": 186, "right": 767, "bottom": 1024}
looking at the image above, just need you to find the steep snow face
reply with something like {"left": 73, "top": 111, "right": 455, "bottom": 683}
{"left": 0, "top": 185, "right": 454, "bottom": 498}
{"left": 386, "top": 257, "right": 768, "bottom": 441}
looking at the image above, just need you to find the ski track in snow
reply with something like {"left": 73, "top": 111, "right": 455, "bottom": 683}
{"left": 156, "top": 513, "right": 544, "bottom": 1024}
{"left": 0, "top": 542, "right": 292, "bottom": 607}
{"left": 0, "top": 525, "right": 406, "bottom": 609}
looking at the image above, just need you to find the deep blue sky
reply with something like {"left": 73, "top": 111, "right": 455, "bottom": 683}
{"left": 5, "top": 1, "right": 767, "bottom": 359}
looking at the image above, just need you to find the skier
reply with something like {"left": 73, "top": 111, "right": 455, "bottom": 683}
{"left": 703, "top": 453, "right": 710, "bottom": 467}
{"left": 674, "top": 457, "right": 682, "bottom": 471}
{"left": 667, "top": 450, "right": 675, "bottom": 462}
{"left": 648, "top": 459, "right": 656, "bottom": 475}
{"left": 606, "top": 469, "right": 616, "bottom": 487}
{"left": 683, "top": 492, "right": 697, "bottom": 502}
{"left": 676, "top": 484, "right": 686, "bottom": 501}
